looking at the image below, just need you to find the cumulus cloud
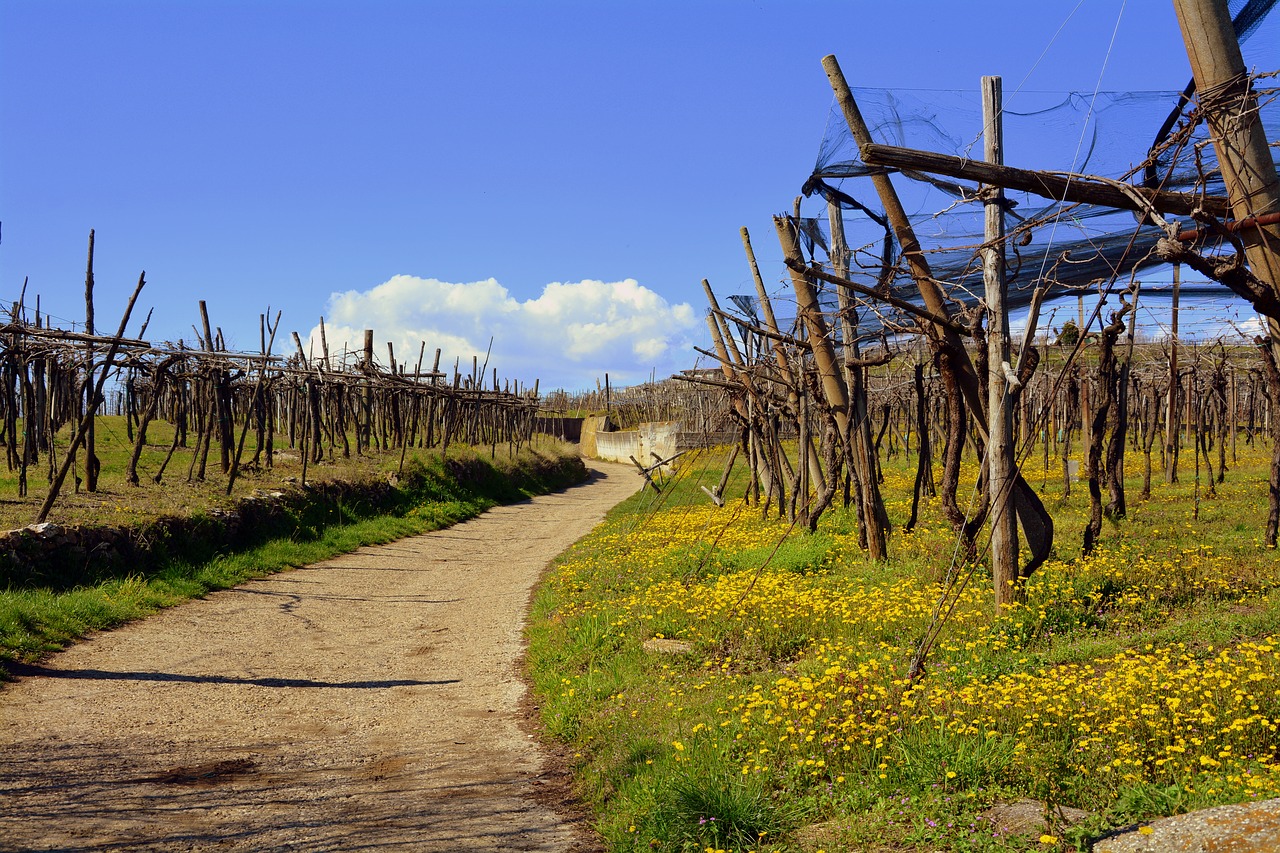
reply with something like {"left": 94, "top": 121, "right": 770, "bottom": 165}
{"left": 306, "top": 275, "right": 698, "bottom": 390}
{"left": 1175, "top": 309, "right": 1268, "bottom": 342}
{"left": 1223, "top": 315, "right": 1265, "bottom": 339}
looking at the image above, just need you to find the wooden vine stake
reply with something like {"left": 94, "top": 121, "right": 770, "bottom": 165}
{"left": 83, "top": 230, "right": 100, "bottom": 492}
{"left": 36, "top": 273, "right": 147, "bottom": 523}
{"left": 821, "top": 53, "right": 1052, "bottom": 588}
{"left": 226, "top": 310, "right": 281, "bottom": 495}
{"left": 1166, "top": 264, "right": 1181, "bottom": 483}
{"left": 982, "top": 75, "right": 1019, "bottom": 608}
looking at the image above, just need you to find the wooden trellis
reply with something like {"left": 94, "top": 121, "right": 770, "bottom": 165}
{"left": 0, "top": 250, "right": 543, "bottom": 524}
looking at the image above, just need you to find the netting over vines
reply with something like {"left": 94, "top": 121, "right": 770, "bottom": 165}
{"left": 795, "top": 0, "right": 1279, "bottom": 334}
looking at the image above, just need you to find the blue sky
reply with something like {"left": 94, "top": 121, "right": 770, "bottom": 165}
{"left": 0, "top": 1, "right": 1262, "bottom": 389}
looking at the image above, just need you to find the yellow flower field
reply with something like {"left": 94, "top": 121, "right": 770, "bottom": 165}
{"left": 529, "top": 443, "right": 1280, "bottom": 851}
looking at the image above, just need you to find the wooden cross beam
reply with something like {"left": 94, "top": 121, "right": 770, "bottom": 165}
{"left": 629, "top": 455, "right": 661, "bottom": 492}
{"left": 858, "top": 142, "right": 1232, "bottom": 218}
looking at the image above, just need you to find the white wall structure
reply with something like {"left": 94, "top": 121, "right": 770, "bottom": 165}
{"left": 586, "top": 421, "right": 680, "bottom": 470}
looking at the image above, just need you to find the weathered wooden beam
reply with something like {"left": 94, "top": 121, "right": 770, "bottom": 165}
{"left": 776, "top": 216, "right": 850, "bottom": 436}
{"left": 629, "top": 454, "right": 661, "bottom": 492}
{"left": 1174, "top": 0, "right": 1280, "bottom": 309}
{"left": 982, "top": 75, "right": 1019, "bottom": 607}
{"left": 671, "top": 372, "right": 740, "bottom": 390}
{"left": 0, "top": 324, "right": 151, "bottom": 349}
{"left": 859, "top": 142, "right": 1232, "bottom": 218}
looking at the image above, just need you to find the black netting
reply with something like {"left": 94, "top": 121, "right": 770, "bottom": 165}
{"left": 793, "top": 0, "right": 1279, "bottom": 338}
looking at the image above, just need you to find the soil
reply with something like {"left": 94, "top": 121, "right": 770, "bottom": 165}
{"left": 0, "top": 459, "right": 641, "bottom": 852}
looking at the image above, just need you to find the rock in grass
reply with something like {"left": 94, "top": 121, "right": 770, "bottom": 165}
{"left": 978, "top": 799, "right": 1089, "bottom": 838}
{"left": 1093, "top": 797, "right": 1280, "bottom": 852}
{"left": 642, "top": 638, "right": 693, "bottom": 655}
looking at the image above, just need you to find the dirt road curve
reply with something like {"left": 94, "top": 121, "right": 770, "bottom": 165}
{"left": 0, "top": 459, "right": 640, "bottom": 852}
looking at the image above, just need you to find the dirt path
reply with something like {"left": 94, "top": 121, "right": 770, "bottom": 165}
{"left": 0, "top": 459, "right": 641, "bottom": 852}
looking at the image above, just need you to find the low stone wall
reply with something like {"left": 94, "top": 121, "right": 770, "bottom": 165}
{"left": 578, "top": 415, "right": 610, "bottom": 459}
{"left": 585, "top": 421, "right": 680, "bottom": 469}
{"left": 592, "top": 429, "right": 641, "bottom": 464}
{"left": 534, "top": 416, "right": 583, "bottom": 442}
{"left": 0, "top": 453, "right": 589, "bottom": 593}
{"left": 0, "top": 478, "right": 400, "bottom": 591}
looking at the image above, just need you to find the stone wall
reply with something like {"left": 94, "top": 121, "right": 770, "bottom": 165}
{"left": 578, "top": 415, "right": 611, "bottom": 459}
{"left": 0, "top": 452, "right": 589, "bottom": 593}
{"left": 0, "top": 478, "right": 400, "bottom": 591}
{"left": 533, "top": 416, "right": 584, "bottom": 442}
{"left": 585, "top": 420, "right": 680, "bottom": 469}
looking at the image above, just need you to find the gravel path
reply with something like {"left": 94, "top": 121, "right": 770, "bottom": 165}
{"left": 0, "top": 459, "right": 640, "bottom": 852}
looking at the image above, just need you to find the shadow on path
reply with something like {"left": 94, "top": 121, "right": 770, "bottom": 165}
{"left": 5, "top": 663, "right": 458, "bottom": 689}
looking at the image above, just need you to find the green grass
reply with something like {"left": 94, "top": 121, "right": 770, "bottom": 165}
{"left": 527, "top": 436, "right": 1280, "bottom": 852}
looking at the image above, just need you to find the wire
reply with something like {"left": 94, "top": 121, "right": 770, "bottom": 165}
{"left": 959, "top": 0, "right": 1089, "bottom": 160}
{"left": 1027, "top": 0, "right": 1129, "bottom": 328}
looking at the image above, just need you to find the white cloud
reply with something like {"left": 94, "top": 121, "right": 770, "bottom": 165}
{"left": 307, "top": 275, "right": 698, "bottom": 390}
{"left": 1228, "top": 315, "right": 1265, "bottom": 339}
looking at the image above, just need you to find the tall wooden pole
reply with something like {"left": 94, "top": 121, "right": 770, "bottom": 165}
{"left": 1173, "top": 0, "right": 1280, "bottom": 548}
{"left": 829, "top": 198, "right": 891, "bottom": 550}
{"left": 1231, "top": 364, "right": 1238, "bottom": 463}
{"left": 822, "top": 52, "right": 1053, "bottom": 579}
{"left": 776, "top": 213, "right": 887, "bottom": 555}
{"left": 775, "top": 215, "right": 850, "bottom": 439}
{"left": 1166, "top": 264, "right": 1181, "bottom": 483}
{"left": 84, "top": 230, "right": 98, "bottom": 492}
{"left": 743, "top": 227, "right": 795, "bottom": 380}
{"left": 742, "top": 227, "right": 825, "bottom": 491}
{"left": 983, "top": 76, "right": 1018, "bottom": 607}
{"left": 1173, "top": 0, "right": 1280, "bottom": 333}
{"left": 821, "top": 55, "right": 986, "bottom": 425}
{"left": 363, "top": 329, "right": 375, "bottom": 451}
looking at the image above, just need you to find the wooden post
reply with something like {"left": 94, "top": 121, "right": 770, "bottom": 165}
{"left": 194, "top": 301, "right": 217, "bottom": 480}
{"left": 425, "top": 347, "right": 441, "bottom": 447}
{"left": 1175, "top": 0, "right": 1280, "bottom": 547}
{"left": 821, "top": 55, "right": 985, "bottom": 419}
{"left": 982, "top": 76, "right": 1018, "bottom": 608}
{"left": 362, "top": 329, "right": 374, "bottom": 451}
{"left": 319, "top": 317, "right": 332, "bottom": 371}
{"left": 821, "top": 53, "right": 1053, "bottom": 579}
{"left": 1173, "top": 0, "right": 1280, "bottom": 324}
{"left": 1166, "top": 265, "right": 1181, "bottom": 483}
{"left": 828, "top": 198, "right": 890, "bottom": 547}
{"left": 1080, "top": 380, "right": 1092, "bottom": 475}
{"left": 226, "top": 311, "right": 281, "bottom": 495}
{"left": 741, "top": 229, "right": 825, "bottom": 490}
{"left": 776, "top": 213, "right": 887, "bottom": 557}
{"left": 1231, "top": 364, "right": 1239, "bottom": 463}
{"left": 83, "top": 230, "right": 99, "bottom": 492}
{"left": 775, "top": 216, "right": 849, "bottom": 437}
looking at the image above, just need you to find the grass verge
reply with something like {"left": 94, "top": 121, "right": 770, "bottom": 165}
{"left": 528, "top": 439, "right": 1280, "bottom": 851}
